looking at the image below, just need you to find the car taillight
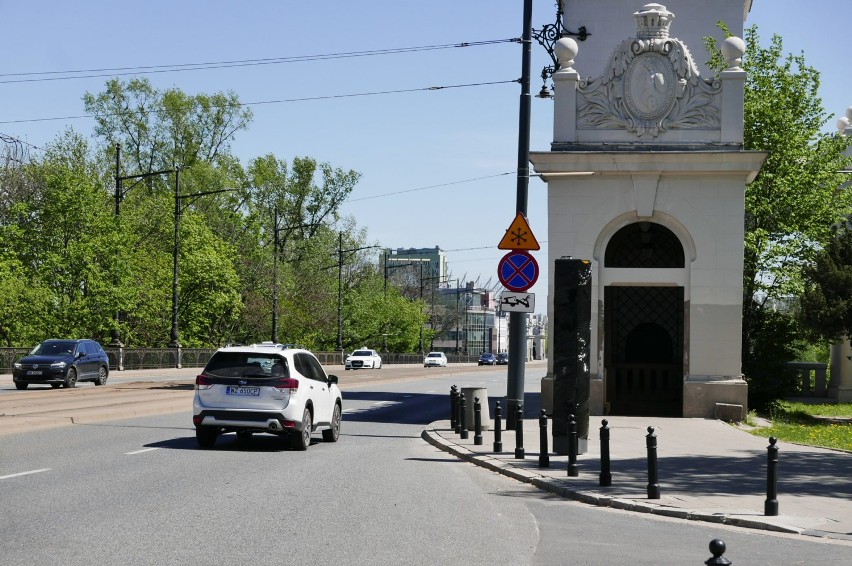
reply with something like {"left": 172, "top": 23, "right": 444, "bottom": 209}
{"left": 195, "top": 374, "right": 213, "bottom": 390}
{"left": 273, "top": 378, "right": 299, "bottom": 394}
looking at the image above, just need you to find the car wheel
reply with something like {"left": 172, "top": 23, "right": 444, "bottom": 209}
{"left": 94, "top": 366, "right": 108, "bottom": 386}
{"left": 322, "top": 404, "right": 341, "bottom": 442}
{"left": 15, "top": 382, "right": 28, "bottom": 390}
{"left": 50, "top": 383, "right": 61, "bottom": 388}
{"left": 64, "top": 368, "right": 77, "bottom": 388}
{"left": 196, "top": 426, "right": 218, "bottom": 449}
{"left": 291, "top": 407, "right": 312, "bottom": 450}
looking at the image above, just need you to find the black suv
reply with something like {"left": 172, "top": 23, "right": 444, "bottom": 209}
{"left": 13, "top": 339, "right": 110, "bottom": 390}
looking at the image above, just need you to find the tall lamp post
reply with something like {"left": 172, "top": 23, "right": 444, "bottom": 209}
{"left": 336, "top": 232, "right": 380, "bottom": 363}
{"left": 505, "top": 0, "right": 535, "bottom": 429}
{"left": 112, "top": 144, "right": 175, "bottom": 350}
{"left": 169, "top": 181, "right": 239, "bottom": 358}
{"left": 271, "top": 210, "right": 317, "bottom": 343}
{"left": 385, "top": 255, "right": 431, "bottom": 353}
{"left": 421, "top": 273, "right": 448, "bottom": 353}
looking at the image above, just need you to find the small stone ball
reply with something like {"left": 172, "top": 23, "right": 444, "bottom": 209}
{"left": 555, "top": 37, "right": 579, "bottom": 67}
{"left": 721, "top": 36, "right": 745, "bottom": 63}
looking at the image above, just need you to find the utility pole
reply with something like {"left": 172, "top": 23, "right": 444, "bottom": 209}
{"left": 506, "top": 0, "right": 534, "bottom": 427}
{"left": 336, "top": 232, "right": 380, "bottom": 362}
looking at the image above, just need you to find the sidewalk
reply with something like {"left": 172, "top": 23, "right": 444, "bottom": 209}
{"left": 423, "top": 415, "right": 852, "bottom": 540}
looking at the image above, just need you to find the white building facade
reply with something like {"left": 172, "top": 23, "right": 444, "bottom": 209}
{"left": 532, "top": 2, "right": 764, "bottom": 418}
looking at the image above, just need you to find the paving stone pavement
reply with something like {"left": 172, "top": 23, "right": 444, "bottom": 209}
{"left": 422, "top": 414, "right": 852, "bottom": 541}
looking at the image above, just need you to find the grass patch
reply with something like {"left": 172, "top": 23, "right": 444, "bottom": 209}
{"left": 749, "top": 401, "right": 852, "bottom": 452}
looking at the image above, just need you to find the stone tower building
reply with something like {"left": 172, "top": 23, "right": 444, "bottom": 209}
{"left": 533, "top": 2, "right": 765, "bottom": 418}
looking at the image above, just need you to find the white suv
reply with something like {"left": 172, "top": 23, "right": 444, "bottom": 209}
{"left": 344, "top": 348, "right": 382, "bottom": 370}
{"left": 193, "top": 344, "right": 342, "bottom": 450}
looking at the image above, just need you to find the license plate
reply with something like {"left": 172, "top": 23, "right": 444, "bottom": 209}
{"left": 226, "top": 386, "right": 260, "bottom": 397}
{"left": 27, "top": 370, "right": 43, "bottom": 376}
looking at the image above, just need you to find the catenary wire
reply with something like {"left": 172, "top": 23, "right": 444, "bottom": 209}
{"left": 0, "top": 39, "right": 520, "bottom": 84}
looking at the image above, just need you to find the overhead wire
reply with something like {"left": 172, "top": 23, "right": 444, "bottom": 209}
{"left": 0, "top": 79, "right": 518, "bottom": 125}
{"left": 0, "top": 39, "right": 520, "bottom": 84}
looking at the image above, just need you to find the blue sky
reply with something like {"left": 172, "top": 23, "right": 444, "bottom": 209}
{"left": 1, "top": 1, "right": 849, "bottom": 315}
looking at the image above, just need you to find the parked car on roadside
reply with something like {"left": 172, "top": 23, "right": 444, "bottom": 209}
{"left": 496, "top": 353, "right": 509, "bottom": 365}
{"left": 192, "top": 343, "right": 342, "bottom": 450}
{"left": 478, "top": 352, "right": 497, "bottom": 366}
{"left": 424, "top": 351, "right": 448, "bottom": 367}
{"left": 12, "top": 339, "right": 110, "bottom": 390}
{"left": 345, "top": 348, "right": 382, "bottom": 370}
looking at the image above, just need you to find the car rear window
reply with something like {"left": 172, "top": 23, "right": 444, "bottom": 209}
{"left": 428, "top": 353, "right": 441, "bottom": 358}
{"left": 204, "top": 352, "right": 288, "bottom": 378}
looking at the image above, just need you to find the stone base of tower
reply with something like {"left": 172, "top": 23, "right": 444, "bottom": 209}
{"left": 683, "top": 379, "right": 748, "bottom": 420}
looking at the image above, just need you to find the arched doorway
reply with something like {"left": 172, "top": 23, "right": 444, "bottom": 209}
{"left": 604, "top": 222, "right": 684, "bottom": 416}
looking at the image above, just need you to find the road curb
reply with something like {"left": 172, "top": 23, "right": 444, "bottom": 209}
{"left": 421, "top": 427, "right": 805, "bottom": 536}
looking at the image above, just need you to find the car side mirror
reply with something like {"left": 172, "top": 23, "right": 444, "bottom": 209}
{"left": 328, "top": 375, "right": 339, "bottom": 385}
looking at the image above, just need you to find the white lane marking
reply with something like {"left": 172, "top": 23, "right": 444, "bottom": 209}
{"left": 0, "top": 468, "right": 51, "bottom": 480}
{"left": 125, "top": 448, "right": 159, "bottom": 455}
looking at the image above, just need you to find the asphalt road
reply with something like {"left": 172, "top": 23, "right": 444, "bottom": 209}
{"left": 1, "top": 365, "right": 850, "bottom": 565}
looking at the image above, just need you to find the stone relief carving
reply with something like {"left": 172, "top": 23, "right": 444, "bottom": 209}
{"left": 576, "top": 4, "right": 721, "bottom": 139}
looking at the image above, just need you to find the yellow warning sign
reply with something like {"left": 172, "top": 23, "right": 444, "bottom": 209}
{"left": 498, "top": 212, "right": 540, "bottom": 250}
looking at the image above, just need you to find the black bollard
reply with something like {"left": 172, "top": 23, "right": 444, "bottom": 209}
{"left": 493, "top": 401, "right": 503, "bottom": 453}
{"left": 473, "top": 397, "right": 483, "bottom": 446}
{"left": 567, "top": 414, "right": 578, "bottom": 477}
{"left": 450, "top": 385, "right": 458, "bottom": 429}
{"left": 454, "top": 389, "right": 462, "bottom": 435}
{"left": 539, "top": 409, "right": 550, "bottom": 468}
{"left": 459, "top": 394, "right": 469, "bottom": 440}
{"left": 599, "top": 419, "right": 611, "bottom": 487}
{"left": 646, "top": 426, "right": 660, "bottom": 499}
{"left": 704, "top": 539, "right": 731, "bottom": 565}
{"left": 765, "top": 437, "right": 779, "bottom": 516}
{"left": 514, "top": 406, "right": 525, "bottom": 459}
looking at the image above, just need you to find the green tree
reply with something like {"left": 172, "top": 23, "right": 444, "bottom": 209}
{"left": 5, "top": 131, "right": 121, "bottom": 343}
{"left": 83, "top": 78, "right": 253, "bottom": 174}
{"left": 708, "top": 26, "right": 852, "bottom": 407}
{"left": 800, "top": 225, "right": 852, "bottom": 343}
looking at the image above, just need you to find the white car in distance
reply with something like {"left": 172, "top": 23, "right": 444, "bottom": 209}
{"left": 345, "top": 348, "right": 382, "bottom": 370}
{"left": 424, "top": 351, "right": 448, "bottom": 367}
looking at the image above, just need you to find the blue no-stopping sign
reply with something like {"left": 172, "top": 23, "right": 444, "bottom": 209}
{"left": 498, "top": 250, "right": 539, "bottom": 292}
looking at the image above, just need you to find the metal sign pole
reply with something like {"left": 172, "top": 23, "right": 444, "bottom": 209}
{"left": 507, "top": 0, "right": 534, "bottom": 428}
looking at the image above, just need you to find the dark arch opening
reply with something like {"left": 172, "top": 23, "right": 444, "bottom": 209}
{"left": 625, "top": 322, "right": 674, "bottom": 363}
{"left": 605, "top": 222, "right": 684, "bottom": 268}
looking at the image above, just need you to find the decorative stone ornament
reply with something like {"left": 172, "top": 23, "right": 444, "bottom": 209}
{"left": 576, "top": 3, "right": 723, "bottom": 139}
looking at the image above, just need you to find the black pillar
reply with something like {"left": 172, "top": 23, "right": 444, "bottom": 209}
{"left": 551, "top": 258, "right": 591, "bottom": 455}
